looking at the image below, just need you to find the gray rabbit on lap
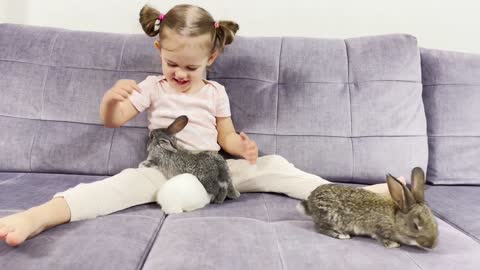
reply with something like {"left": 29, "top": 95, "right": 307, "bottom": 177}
{"left": 139, "top": 115, "right": 240, "bottom": 213}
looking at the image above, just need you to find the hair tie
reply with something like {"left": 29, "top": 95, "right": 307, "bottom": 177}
{"left": 154, "top": 13, "right": 165, "bottom": 32}
{"left": 214, "top": 22, "right": 219, "bottom": 29}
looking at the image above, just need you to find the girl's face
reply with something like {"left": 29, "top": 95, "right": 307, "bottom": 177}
{"left": 156, "top": 31, "right": 217, "bottom": 94}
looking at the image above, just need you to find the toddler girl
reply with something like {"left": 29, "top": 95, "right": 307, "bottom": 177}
{"left": 0, "top": 4, "right": 396, "bottom": 247}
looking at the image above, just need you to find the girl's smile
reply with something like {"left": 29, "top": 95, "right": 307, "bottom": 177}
{"left": 173, "top": 77, "right": 190, "bottom": 86}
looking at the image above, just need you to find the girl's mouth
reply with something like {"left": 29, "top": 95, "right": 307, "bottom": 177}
{"left": 174, "top": 78, "right": 189, "bottom": 86}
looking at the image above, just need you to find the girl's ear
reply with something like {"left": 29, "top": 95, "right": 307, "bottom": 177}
{"left": 154, "top": 40, "right": 161, "bottom": 50}
{"left": 207, "top": 50, "right": 219, "bottom": 66}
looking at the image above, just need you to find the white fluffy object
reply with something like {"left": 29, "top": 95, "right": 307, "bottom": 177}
{"left": 156, "top": 173, "right": 211, "bottom": 214}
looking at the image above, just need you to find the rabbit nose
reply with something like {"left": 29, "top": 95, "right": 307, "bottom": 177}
{"left": 417, "top": 236, "right": 437, "bottom": 249}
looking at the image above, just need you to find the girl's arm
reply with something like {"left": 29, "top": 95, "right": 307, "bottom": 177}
{"left": 100, "top": 80, "right": 140, "bottom": 128}
{"left": 216, "top": 117, "right": 258, "bottom": 164}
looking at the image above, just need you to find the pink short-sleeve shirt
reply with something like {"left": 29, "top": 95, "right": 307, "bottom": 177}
{"left": 129, "top": 75, "right": 231, "bottom": 151}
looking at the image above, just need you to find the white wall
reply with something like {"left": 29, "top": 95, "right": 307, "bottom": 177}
{"left": 1, "top": 0, "right": 479, "bottom": 53}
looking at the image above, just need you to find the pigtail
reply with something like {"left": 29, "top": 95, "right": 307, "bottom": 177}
{"left": 139, "top": 5, "right": 161, "bottom": 37}
{"left": 214, "top": 20, "right": 239, "bottom": 52}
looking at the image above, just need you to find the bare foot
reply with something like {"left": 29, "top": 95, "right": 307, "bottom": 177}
{"left": 0, "top": 198, "right": 71, "bottom": 247}
{"left": 0, "top": 210, "right": 46, "bottom": 246}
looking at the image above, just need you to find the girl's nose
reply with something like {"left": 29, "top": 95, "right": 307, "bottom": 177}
{"left": 174, "top": 69, "right": 187, "bottom": 79}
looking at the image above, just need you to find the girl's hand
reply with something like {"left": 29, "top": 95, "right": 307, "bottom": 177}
{"left": 239, "top": 132, "right": 258, "bottom": 164}
{"left": 105, "top": 79, "right": 141, "bottom": 102}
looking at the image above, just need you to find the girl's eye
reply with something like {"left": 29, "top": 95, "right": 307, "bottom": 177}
{"left": 167, "top": 63, "right": 177, "bottom": 67}
{"left": 187, "top": 67, "right": 198, "bottom": 71}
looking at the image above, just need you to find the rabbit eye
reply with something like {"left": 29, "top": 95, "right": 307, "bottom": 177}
{"left": 413, "top": 219, "right": 422, "bottom": 231}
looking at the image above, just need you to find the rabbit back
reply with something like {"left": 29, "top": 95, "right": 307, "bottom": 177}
{"left": 305, "top": 184, "right": 396, "bottom": 238}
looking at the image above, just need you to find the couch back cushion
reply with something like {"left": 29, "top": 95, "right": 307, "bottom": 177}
{"left": 0, "top": 24, "right": 154, "bottom": 175}
{"left": 0, "top": 24, "right": 427, "bottom": 183}
{"left": 421, "top": 48, "right": 480, "bottom": 185}
{"left": 209, "top": 34, "right": 427, "bottom": 184}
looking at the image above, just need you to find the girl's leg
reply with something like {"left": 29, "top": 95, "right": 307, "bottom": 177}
{"left": 228, "top": 155, "right": 329, "bottom": 200}
{"left": 228, "top": 155, "right": 403, "bottom": 200}
{"left": 0, "top": 167, "right": 166, "bottom": 246}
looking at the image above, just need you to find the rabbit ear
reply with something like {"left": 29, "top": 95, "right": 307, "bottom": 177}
{"left": 387, "top": 174, "right": 416, "bottom": 213}
{"left": 166, "top": 115, "right": 189, "bottom": 135}
{"left": 410, "top": 167, "right": 425, "bottom": 203}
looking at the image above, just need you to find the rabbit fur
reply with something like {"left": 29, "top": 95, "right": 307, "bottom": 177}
{"left": 139, "top": 115, "right": 240, "bottom": 204}
{"left": 156, "top": 173, "right": 211, "bottom": 214}
{"left": 298, "top": 167, "right": 438, "bottom": 249}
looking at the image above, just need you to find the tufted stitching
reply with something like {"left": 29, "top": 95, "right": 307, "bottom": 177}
{"left": 344, "top": 40, "right": 355, "bottom": 182}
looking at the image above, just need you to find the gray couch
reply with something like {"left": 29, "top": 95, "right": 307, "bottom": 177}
{"left": 1, "top": 23, "right": 479, "bottom": 270}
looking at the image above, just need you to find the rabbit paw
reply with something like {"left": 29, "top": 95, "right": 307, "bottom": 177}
{"left": 338, "top": 234, "right": 351, "bottom": 239}
{"left": 382, "top": 239, "right": 400, "bottom": 248}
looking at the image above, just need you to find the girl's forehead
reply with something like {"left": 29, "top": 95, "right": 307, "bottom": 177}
{"left": 160, "top": 34, "right": 212, "bottom": 63}
{"left": 161, "top": 45, "right": 209, "bottom": 64}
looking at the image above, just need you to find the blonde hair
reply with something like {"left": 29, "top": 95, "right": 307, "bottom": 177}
{"left": 139, "top": 4, "right": 239, "bottom": 53}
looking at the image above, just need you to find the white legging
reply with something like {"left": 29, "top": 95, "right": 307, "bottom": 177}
{"left": 54, "top": 155, "right": 329, "bottom": 221}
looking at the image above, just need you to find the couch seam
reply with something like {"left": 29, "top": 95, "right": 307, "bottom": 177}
{"left": 0, "top": 58, "right": 424, "bottom": 83}
{"left": 0, "top": 58, "right": 159, "bottom": 74}
{"left": 212, "top": 75, "right": 422, "bottom": 85}
{"left": 117, "top": 36, "right": 127, "bottom": 71}
{"left": 428, "top": 134, "right": 480, "bottom": 138}
{"left": 0, "top": 114, "right": 149, "bottom": 129}
{"left": 0, "top": 113, "right": 432, "bottom": 138}
{"left": 423, "top": 83, "right": 480, "bottom": 87}
{"left": 0, "top": 173, "right": 27, "bottom": 186}
{"left": 430, "top": 209, "right": 480, "bottom": 244}
{"left": 345, "top": 40, "right": 355, "bottom": 183}
{"left": 402, "top": 252, "right": 425, "bottom": 270}
{"left": 28, "top": 122, "right": 42, "bottom": 172}
{"left": 167, "top": 215, "right": 312, "bottom": 224}
{"left": 275, "top": 38, "right": 283, "bottom": 154}
{"left": 40, "top": 32, "right": 60, "bottom": 120}
{"left": 135, "top": 215, "right": 167, "bottom": 270}
{"left": 262, "top": 194, "right": 286, "bottom": 270}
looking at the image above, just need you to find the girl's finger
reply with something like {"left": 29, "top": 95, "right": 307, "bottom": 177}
{"left": 118, "top": 90, "right": 130, "bottom": 98}
{"left": 120, "top": 86, "right": 133, "bottom": 94}
{"left": 111, "top": 93, "right": 125, "bottom": 101}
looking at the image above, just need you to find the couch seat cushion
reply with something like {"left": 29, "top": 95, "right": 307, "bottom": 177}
{"left": 142, "top": 193, "right": 480, "bottom": 270}
{"left": 0, "top": 173, "right": 165, "bottom": 270}
{"left": 426, "top": 185, "right": 480, "bottom": 240}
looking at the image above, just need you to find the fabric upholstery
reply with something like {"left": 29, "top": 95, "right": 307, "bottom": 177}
{"left": 421, "top": 48, "right": 480, "bottom": 184}
{"left": 0, "top": 24, "right": 428, "bottom": 184}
